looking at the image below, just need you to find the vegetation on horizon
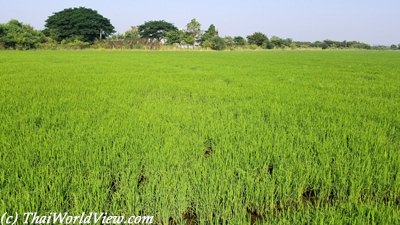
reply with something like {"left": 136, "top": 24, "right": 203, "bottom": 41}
{"left": 1, "top": 7, "right": 399, "bottom": 50}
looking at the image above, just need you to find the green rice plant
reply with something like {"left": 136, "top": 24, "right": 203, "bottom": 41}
{"left": 0, "top": 50, "right": 399, "bottom": 224}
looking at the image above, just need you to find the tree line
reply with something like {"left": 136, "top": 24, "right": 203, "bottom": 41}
{"left": 0, "top": 7, "right": 399, "bottom": 50}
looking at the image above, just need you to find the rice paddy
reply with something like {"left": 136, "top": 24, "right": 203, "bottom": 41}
{"left": 0, "top": 50, "right": 399, "bottom": 224}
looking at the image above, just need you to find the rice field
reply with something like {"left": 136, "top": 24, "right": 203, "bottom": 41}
{"left": 0, "top": 51, "right": 399, "bottom": 224}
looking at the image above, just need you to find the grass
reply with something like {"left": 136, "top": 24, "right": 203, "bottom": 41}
{"left": 0, "top": 50, "right": 399, "bottom": 224}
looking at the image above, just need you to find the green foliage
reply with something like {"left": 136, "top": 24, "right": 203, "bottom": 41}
{"left": 312, "top": 40, "right": 371, "bottom": 50}
{"left": 269, "top": 36, "right": 293, "bottom": 49}
{"left": 201, "top": 24, "right": 218, "bottom": 45}
{"left": 1, "top": 51, "right": 399, "bottom": 223}
{"left": 36, "top": 37, "right": 58, "bottom": 50}
{"left": 210, "top": 36, "right": 226, "bottom": 50}
{"left": 248, "top": 44, "right": 259, "bottom": 50}
{"left": 61, "top": 39, "right": 91, "bottom": 49}
{"left": 109, "top": 33, "right": 125, "bottom": 40}
{"left": 247, "top": 32, "right": 268, "bottom": 47}
{"left": 0, "top": 14, "right": 384, "bottom": 51}
{"left": 185, "top": 19, "right": 202, "bottom": 45}
{"left": 270, "top": 36, "right": 283, "bottom": 48}
{"left": 0, "top": 25, "right": 5, "bottom": 37}
{"left": 390, "top": 44, "right": 398, "bottom": 50}
{"left": 201, "top": 40, "right": 213, "bottom": 49}
{"left": 0, "top": 15, "right": 385, "bottom": 51}
{"left": 283, "top": 38, "right": 293, "bottom": 47}
{"left": 371, "top": 45, "right": 389, "bottom": 50}
{"left": 223, "top": 36, "right": 234, "bottom": 49}
{"left": 183, "top": 35, "right": 195, "bottom": 46}
{"left": 138, "top": 20, "right": 177, "bottom": 41}
{"left": 124, "top": 26, "right": 140, "bottom": 39}
{"left": 233, "top": 36, "right": 246, "bottom": 46}
{"left": 0, "top": 20, "right": 44, "bottom": 50}
{"left": 165, "top": 30, "right": 185, "bottom": 45}
{"left": 320, "top": 41, "right": 329, "bottom": 50}
{"left": 44, "top": 7, "right": 115, "bottom": 43}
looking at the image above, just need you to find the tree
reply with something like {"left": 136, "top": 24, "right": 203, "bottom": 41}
{"left": 390, "top": 44, "right": 397, "bottom": 50}
{"left": 185, "top": 19, "right": 202, "bottom": 45}
{"left": 247, "top": 32, "right": 268, "bottom": 47}
{"left": 202, "top": 24, "right": 218, "bottom": 44}
{"left": 0, "top": 25, "right": 5, "bottom": 37}
{"left": 165, "top": 30, "right": 185, "bottom": 45}
{"left": 223, "top": 36, "right": 234, "bottom": 49}
{"left": 124, "top": 26, "right": 140, "bottom": 39}
{"left": 320, "top": 42, "right": 329, "bottom": 50}
{"left": 283, "top": 38, "right": 293, "bottom": 48}
{"left": 44, "top": 7, "right": 115, "bottom": 43}
{"left": 0, "top": 20, "right": 44, "bottom": 49}
{"left": 0, "top": 24, "right": 6, "bottom": 49}
{"left": 398, "top": 44, "right": 400, "bottom": 50}
{"left": 233, "top": 36, "right": 246, "bottom": 46}
{"left": 270, "top": 36, "right": 283, "bottom": 48}
{"left": 210, "top": 36, "right": 226, "bottom": 50}
{"left": 138, "top": 20, "right": 177, "bottom": 41}
{"left": 294, "top": 41, "right": 312, "bottom": 48}
{"left": 341, "top": 40, "right": 349, "bottom": 48}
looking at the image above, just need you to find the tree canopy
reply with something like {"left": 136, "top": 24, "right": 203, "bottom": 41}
{"left": 202, "top": 25, "right": 218, "bottom": 42}
{"left": 210, "top": 36, "right": 226, "bottom": 50}
{"left": 165, "top": 30, "right": 185, "bottom": 45}
{"left": 247, "top": 32, "right": 268, "bottom": 47}
{"left": 0, "top": 20, "right": 44, "bottom": 49}
{"left": 138, "top": 20, "right": 177, "bottom": 41}
{"left": 233, "top": 36, "right": 246, "bottom": 46}
{"left": 44, "top": 7, "right": 115, "bottom": 43}
{"left": 185, "top": 19, "right": 202, "bottom": 45}
{"left": 201, "top": 24, "right": 219, "bottom": 48}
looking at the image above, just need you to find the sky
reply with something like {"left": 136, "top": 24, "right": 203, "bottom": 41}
{"left": 1, "top": 0, "right": 399, "bottom": 45}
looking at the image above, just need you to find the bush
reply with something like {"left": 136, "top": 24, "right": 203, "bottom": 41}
{"left": 248, "top": 44, "right": 259, "bottom": 50}
{"left": 202, "top": 40, "right": 213, "bottom": 49}
{"left": 60, "top": 39, "right": 90, "bottom": 49}
{"left": 210, "top": 36, "right": 226, "bottom": 51}
{"left": 0, "top": 20, "right": 45, "bottom": 50}
{"left": 37, "top": 37, "right": 58, "bottom": 50}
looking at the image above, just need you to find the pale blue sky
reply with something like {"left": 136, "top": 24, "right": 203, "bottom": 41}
{"left": 1, "top": 0, "right": 399, "bottom": 45}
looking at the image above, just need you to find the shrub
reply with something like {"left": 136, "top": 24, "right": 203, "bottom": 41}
{"left": 211, "top": 36, "right": 226, "bottom": 51}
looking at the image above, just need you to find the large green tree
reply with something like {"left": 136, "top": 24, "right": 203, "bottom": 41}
{"left": 247, "top": 32, "right": 268, "bottom": 47}
{"left": 44, "top": 7, "right": 115, "bottom": 43}
{"left": 138, "top": 20, "right": 177, "bottom": 41}
{"left": 0, "top": 20, "right": 44, "bottom": 49}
